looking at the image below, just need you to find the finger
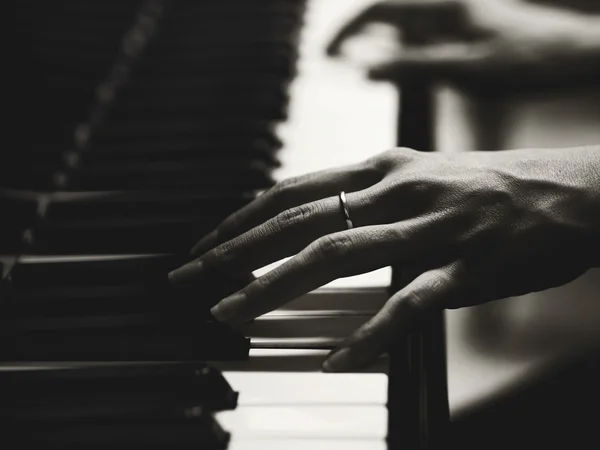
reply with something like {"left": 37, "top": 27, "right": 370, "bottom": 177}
{"left": 322, "top": 260, "right": 466, "bottom": 372}
{"left": 209, "top": 221, "right": 432, "bottom": 326}
{"left": 171, "top": 185, "right": 389, "bottom": 283}
{"left": 326, "top": 0, "right": 462, "bottom": 56}
{"left": 367, "top": 41, "right": 491, "bottom": 80}
{"left": 190, "top": 162, "right": 382, "bottom": 257}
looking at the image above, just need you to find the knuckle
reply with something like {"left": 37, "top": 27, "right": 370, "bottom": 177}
{"left": 400, "top": 268, "right": 460, "bottom": 313}
{"left": 274, "top": 203, "right": 315, "bottom": 233}
{"left": 402, "top": 289, "right": 431, "bottom": 314}
{"left": 370, "top": 147, "right": 415, "bottom": 171}
{"left": 311, "top": 233, "right": 354, "bottom": 261}
{"left": 382, "top": 225, "right": 411, "bottom": 244}
{"left": 269, "top": 176, "right": 301, "bottom": 204}
{"left": 251, "top": 268, "right": 282, "bottom": 299}
{"left": 362, "top": 312, "right": 392, "bottom": 340}
{"left": 253, "top": 272, "right": 273, "bottom": 291}
{"left": 212, "top": 239, "right": 238, "bottom": 265}
{"left": 277, "top": 175, "right": 301, "bottom": 191}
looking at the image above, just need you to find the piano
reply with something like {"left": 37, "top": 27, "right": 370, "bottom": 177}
{"left": 4, "top": 0, "right": 449, "bottom": 448}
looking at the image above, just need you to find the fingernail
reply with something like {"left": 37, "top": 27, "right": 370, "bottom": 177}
{"left": 190, "top": 231, "right": 217, "bottom": 257}
{"left": 210, "top": 292, "right": 245, "bottom": 324}
{"left": 168, "top": 259, "right": 203, "bottom": 284}
{"left": 322, "top": 347, "right": 351, "bottom": 372}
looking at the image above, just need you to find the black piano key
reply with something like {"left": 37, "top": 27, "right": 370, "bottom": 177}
{"left": 1, "top": 314, "right": 250, "bottom": 361}
{"left": 90, "top": 119, "right": 277, "bottom": 140}
{"left": 8, "top": 254, "right": 251, "bottom": 294}
{"left": 45, "top": 120, "right": 282, "bottom": 151}
{"left": 1, "top": 161, "right": 63, "bottom": 178}
{"left": 28, "top": 221, "right": 223, "bottom": 254}
{"left": 45, "top": 70, "right": 292, "bottom": 100}
{"left": 142, "top": 38, "right": 299, "bottom": 53}
{"left": 70, "top": 158, "right": 276, "bottom": 175}
{"left": 110, "top": 89, "right": 290, "bottom": 112}
{"left": 6, "top": 271, "right": 253, "bottom": 319}
{"left": 107, "top": 105, "right": 289, "bottom": 124}
{"left": 2, "top": 138, "right": 282, "bottom": 173}
{"left": 89, "top": 132, "right": 282, "bottom": 153}
{"left": 45, "top": 57, "right": 295, "bottom": 86}
{"left": 5, "top": 283, "right": 197, "bottom": 318}
{"left": 0, "top": 190, "right": 38, "bottom": 252}
{"left": 14, "top": 192, "right": 252, "bottom": 251}
{"left": 31, "top": 219, "right": 207, "bottom": 255}
{"left": 3, "top": 149, "right": 63, "bottom": 166}
{"left": 4, "top": 254, "right": 253, "bottom": 316}
{"left": 53, "top": 109, "right": 289, "bottom": 129}
{"left": 26, "top": 417, "right": 230, "bottom": 448}
{"left": 45, "top": 0, "right": 303, "bottom": 20}
{"left": 41, "top": 28, "right": 301, "bottom": 52}
{"left": 67, "top": 147, "right": 280, "bottom": 168}
{"left": 43, "top": 43, "right": 298, "bottom": 73}
{"left": 66, "top": 170, "right": 274, "bottom": 192}
{"left": 5, "top": 312, "right": 224, "bottom": 332}
{"left": 67, "top": 134, "right": 281, "bottom": 154}
{"left": 133, "top": 57, "right": 297, "bottom": 78}
{"left": 44, "top": 190, "right": 253, "bottom": 221}
{"left": 0, "top": 175, "right": 56, "bottom": 192}
{"left": 144, "top": 35, "right": 301, "bottom": 55}
{"left": 135, "top": 59, "right": 296, "bottom": 80}
{"left": 51, "top": 71, "right": 288, "bottom": 93}
{"left": 3, "top": 362, "right": 238, "bottom": 415}
{"left": 67, "top": 160, "right": 274, "bottom": 186}
{"left": 9, "top": 253, "right": 184, "bottom": 287}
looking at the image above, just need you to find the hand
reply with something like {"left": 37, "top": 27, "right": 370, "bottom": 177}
{"left": 327, "top": 0, "right": 600, "bottom": 86}
{"left": 169, "top": 146, "right": 599, "bottom": 371}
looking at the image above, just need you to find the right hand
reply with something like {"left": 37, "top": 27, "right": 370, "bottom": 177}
{"left": 327, "top": 0, "right": 600, "bottom": 86}
{"left": 170, "top": 145, "right": 600, "bottom": 372}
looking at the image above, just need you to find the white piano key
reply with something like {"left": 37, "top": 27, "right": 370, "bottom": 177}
{"left": 223, "top": 371, "right": 388, "bottom": 405}
{"left": 227, "top": 439, "right": 387, "bottom": 450}
{"left": 216, "top": 405, "right": 388, "bottom": 439}
{"left": 251, "top": 336, "right": 341, "bottom": 349}
{"left": 213, "top": 348, "right": 389, "bottom": 374}
{"left": 283, "top": 288, "right": 387, "bottom": 312}
{"left": 255, "top": 260, "right": 391, "bottom": 289}
{"left": 244, "top": 312, "right": 371, "bottom": 339}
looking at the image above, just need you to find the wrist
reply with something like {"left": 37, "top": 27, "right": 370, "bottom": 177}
{"left": 500, "top": 146, "right": 600, "bottom": 267}
{"left": 544, "top": 146, "right": 599, "bottom": 267}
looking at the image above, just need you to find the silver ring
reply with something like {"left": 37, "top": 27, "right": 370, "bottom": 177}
{"left": 339, "top": 191, "right": 354, "bottom": 230}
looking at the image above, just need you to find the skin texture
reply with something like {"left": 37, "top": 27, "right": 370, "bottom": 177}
{"left": 169, "top": 146, "right": 600, "bottom": 372}
{"left": 326, "top": 0, "right": 600, "bottom": 86}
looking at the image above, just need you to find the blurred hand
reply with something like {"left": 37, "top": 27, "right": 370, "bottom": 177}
{"left": 327, "top": 0, "right": 600, "bottom": 84}
{"left": 169, "top": 146, "right": 599, "bottom": 371}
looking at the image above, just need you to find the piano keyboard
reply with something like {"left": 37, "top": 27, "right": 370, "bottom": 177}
{"left": 3, "top": 273, "right": 392, "bottom": 448}
{"left": 4, "top": 0, "right": 418, "bottom": 448}
{"left": 4, "top": 351, "right": 389, "bottom": 449}
{"left": 214, "top": 273, "right": 392, "bottom": 448}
